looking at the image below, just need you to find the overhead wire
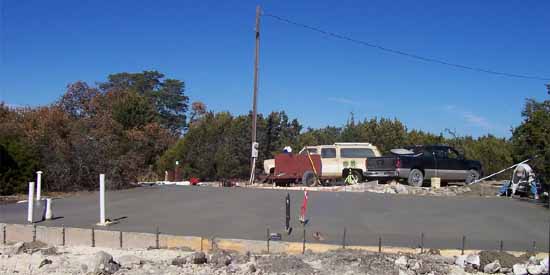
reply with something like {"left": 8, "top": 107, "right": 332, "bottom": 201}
{"left": 263, "top": 12, "right": 550, "bottom": 81}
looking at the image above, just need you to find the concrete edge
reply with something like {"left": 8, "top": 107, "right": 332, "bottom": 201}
{"left": 0, "top": 222, "right": 545, "bottom": 258}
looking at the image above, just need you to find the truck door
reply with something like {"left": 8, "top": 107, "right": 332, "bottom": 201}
{"left": 320, "top": 147, "right": 339, "bottom": 177}
{"left": 444, "top": 148, "right": 468, "bottom": 180}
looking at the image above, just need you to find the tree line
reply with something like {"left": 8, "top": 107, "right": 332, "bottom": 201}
{"left": 1, "top": 71, "right": 549, "bottom": 195}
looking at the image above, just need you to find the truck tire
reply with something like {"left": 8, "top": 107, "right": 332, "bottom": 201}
{"left": 302, "top": 171, "right": 316, "bottom": 186}
{"left": 407, "top": 169, "right": 424, "bottom": 187}
{"left": 465, "top": 169, "right": 480, "bottom": 184}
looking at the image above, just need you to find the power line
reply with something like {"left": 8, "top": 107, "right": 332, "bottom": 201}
{"left": 263, "top": 12, "right": 550, "bottom": 81}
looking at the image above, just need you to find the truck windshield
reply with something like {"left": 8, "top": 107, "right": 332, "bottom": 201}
{"left": 340, "top": 148, "right": 376, "bottom": 158}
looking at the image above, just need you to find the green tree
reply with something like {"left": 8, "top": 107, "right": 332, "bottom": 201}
{"left": 100, "top": 71, "right": 189, "bottom": 134}
{"left": 511, "top": 99, "right": 550, "bottom": 185}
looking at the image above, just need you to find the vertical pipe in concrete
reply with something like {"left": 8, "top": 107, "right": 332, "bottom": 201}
{"left": 27, "top": 182, "right": 35, "bottom": 223}
{"left": 99, "top": 174, "right": 106, "bottom": 225}
{"left": 44, "top": 198, "right": 53, "bottom": 220}
{"left": 36, "top": 171, "right": 43, "bottom": 201}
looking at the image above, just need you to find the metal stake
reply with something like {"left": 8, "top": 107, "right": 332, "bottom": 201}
{"left": 420, "top": 232, "right": 424, "bottom": 254}
{"left": 532, "top": 240, "right": 536, "bottom": 253}
{"left": 266, "top": 228, "right": 270, "bottom": 254}
{"left": 378, "top": 236, "right": 382, "bottom": 253}
{"left": 32, "top": 224, "right": 36, "bottom": 242}
{"left": 62, "top": 225, "right": 65, "bottom": 246}
{"left": 200, "top": 236, "right": 203, "bottom": 252}
{"left": 342, "top": 227, "right": 347, "bottom": 249}
{"left": 3, "top": 225, "right": 6, "bottom": 245}
{"left": 156, "top": 227, "right": 160, "bottom": 249}
{"left": 211, "top": 237, "right": 215, "bottom": 251}
{"left": 461, "top": 235, "right": 466, "bottom": 255}
{"left": 302, "top": 228, "right": 306, "bottom": 254}
{"left": 499, "top": 240, "right": 503, "bottom": 252}
{"left": 119, "top": 231, "right": 123, "bottom": 248}
{"left": 91, "top": 227, "right": 95, "bottom": 247}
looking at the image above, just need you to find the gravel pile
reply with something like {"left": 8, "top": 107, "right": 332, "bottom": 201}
{"left": 1, "top": 242, "right": 547, "bottom": 274}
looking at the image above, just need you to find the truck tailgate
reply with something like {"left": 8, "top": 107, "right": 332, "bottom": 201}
{"left": 367, "top": 157, "right": 397, "bottom": 171}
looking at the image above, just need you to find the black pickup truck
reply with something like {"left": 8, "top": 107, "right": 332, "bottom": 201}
{"left": 364, "top": 145, "right": 482, "bottom": 186}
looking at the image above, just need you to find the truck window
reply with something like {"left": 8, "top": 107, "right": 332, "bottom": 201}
{"left": 447, "top": 148, "right": 459, "bottom": 159}
{"left": 340, "top": 148, "right": 376, "bottom": 158}
{"left": 300, "top": 148, "right": 318, "bottom": 155}
{"left": 307, "top": 148, "right": 318, "bottom": 154}
{"left": 321, "top": 148, "right": 336, "bottom": 158}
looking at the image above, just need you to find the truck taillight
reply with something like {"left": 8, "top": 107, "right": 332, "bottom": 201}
{"left": 395, "top": 159, "right": 401, "bottom": 168}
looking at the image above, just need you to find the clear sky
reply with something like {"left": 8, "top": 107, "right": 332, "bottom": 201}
{"left": 1, "top": 0, "right": 549, "bottom": 138}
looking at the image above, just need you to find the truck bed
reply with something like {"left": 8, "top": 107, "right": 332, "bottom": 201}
{"left": 367, "top": 156, "right": 397, "bottom": 171}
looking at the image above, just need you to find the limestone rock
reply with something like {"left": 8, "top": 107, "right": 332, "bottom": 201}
{"left": 90, "top": 251, "right": 120, "bottom": 274}
{"left": 465, "top": 254, "right": 480, "bottom": 267}
{"left": 483, "top": 260, "right": 500, "bottom": 274}
{"left": 395, "top": 256, "right": 408, "bottom": 266}
{"left": 117, "top": 254, "right": 142, "bottom": 268}
{"left": 512, "top": 263, "right": 527, "bottom": 275}
{"left": 188, "top": 251, "right": 207, "bottom": 265}
{"left": 454, "top": 255, "right": 467, "bottom": 268}
{"left": 526, "top": 264, "right": 544, "bottom": 275}
{"left": 171, "top": 256, "right": 187, "bottom": 266}
{"left": 39, "top": 258, "right": 52, "bottom": 269}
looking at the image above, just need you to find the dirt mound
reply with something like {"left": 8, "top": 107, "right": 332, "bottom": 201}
{"left": 256, "top": 255, "right": 314, "bottom": 274}
{"left": 479, "top": 250, "right": 522, "bottom": 268}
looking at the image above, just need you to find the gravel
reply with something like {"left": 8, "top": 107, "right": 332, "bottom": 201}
{"left": 1, "top": 242, "right": 547, "bottom": 275}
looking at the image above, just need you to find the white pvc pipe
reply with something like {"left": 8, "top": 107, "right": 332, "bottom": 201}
{"left": 36, "top": 171, "right": 43, "bottom": 201}
{"left": 99, "top": 174, "right": 105, "bottom": 225}
{"left": 27, "top": 182, "right": 35, "bottom": 223}
{"left": 45, "top": 198, "right": 53, "bottom": 220}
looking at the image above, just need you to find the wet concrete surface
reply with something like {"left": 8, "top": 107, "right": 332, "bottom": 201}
{"left": 1, "top": 185, "right": 548, "bottom": 251}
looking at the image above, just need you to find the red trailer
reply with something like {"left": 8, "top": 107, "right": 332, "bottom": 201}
{"left": 267, "top": 153, "right": 322, "bottom": 186}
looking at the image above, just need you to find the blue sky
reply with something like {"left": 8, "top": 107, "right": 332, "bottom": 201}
{"left": 1, "top": 0, "right": 549, "bottom": 138}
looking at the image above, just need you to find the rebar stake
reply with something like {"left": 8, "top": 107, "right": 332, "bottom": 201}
{"left": 267, "top": 228, "right": 270, "bottom": 254}
{"left": 420, "top": 232, "right": 424, "bottom": 254}
{"left": 3, "top": 225, "right": 6, "bottom": 245}
{"left": 119, "top": 231, "right": 123, "bottom": 249}
{"left": 155, "top": 227, "right": 160, "bottom": 249}
{"left": 302, "top": 228, "right": 306, "bottom": 254}
{"left": 378, "top": 236, "right": 382, "bottom": 253}
{"left": 461, "top": 235, "right": 466, "bottom": 255}
{"left": 62, "top": 225, "right": 65, "bottom": 246}
{"left": 32, "top": 224, "right": 36, "bottom": 242}
{"left": 499, "top": 240, "right": 503, "bottom": 252}
{"left": 91, "top": 227, "right": 95, "bottom": 247}
{"left": 342, "top": 227, "right": 347, "bottom": 249}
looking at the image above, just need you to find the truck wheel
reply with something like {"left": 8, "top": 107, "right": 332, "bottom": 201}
{"left": 465, "top": 170, "right": 480, "bottom": 184}
{"left": 302, "top": 171, "right": 316, "bottom": 186}
{"left": 407, "top": 169, "right": 424, "bottom": 187}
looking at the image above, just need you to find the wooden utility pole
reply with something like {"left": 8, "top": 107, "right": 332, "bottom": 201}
{"left": 249, "top": 5, "right": 261, "bottom": 185}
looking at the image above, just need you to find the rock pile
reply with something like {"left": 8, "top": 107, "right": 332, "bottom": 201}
{"left": 1, "top": 242, "right": 548, "bottom": 275}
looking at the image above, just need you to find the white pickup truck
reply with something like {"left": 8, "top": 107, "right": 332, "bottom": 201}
{"left": 263, "top": 142, "right": 382, "bottom": 184}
